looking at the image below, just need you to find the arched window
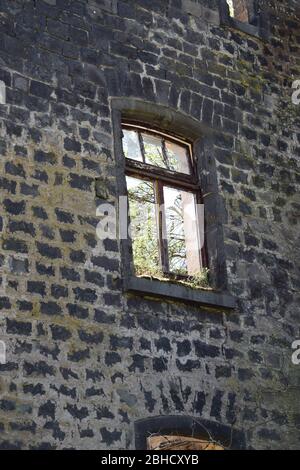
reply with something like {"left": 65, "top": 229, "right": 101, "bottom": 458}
{"left": 134, "top": 415, "right": 246, "bottom": 450}
{"left": 110, "top": 97, "right": 236, "bottom": 308}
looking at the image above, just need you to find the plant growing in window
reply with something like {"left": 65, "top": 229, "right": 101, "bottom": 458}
{"left": 122, "top": 123, "right": 208, "bottom": 288}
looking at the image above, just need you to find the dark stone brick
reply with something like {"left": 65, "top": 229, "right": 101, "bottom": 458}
{"left": 20, "top": 183, "right": 39, "bottom": 197}
{"left": 194, "top": 341, "right": 220, "bottom": 358}
{"left": 69, "top": 173, "right": 93, "bottom": 191}
{"left": 5, "top": 162, "right": 25, "bottom": 177}
{"left": 110, "top": 335, "right": 133, "bottom": 350}
{"left": 18, "top": 300, "right": 33, "bottom": 312}
{"left": 0, "top": 297, "right": 11, "bottom": 310}
{"left": 38, "top": 401, "right": 56, "bottom": 420}
{"left": 96, "top": 407, "right": 114, "bottom": 420}
{"left": 60, "top": 368, "right": 79, "bottom": 381}
{"left": 103, "top": 293, "right": 121, "bottom": 306}
{"left": 36, "top": 263, "right": 55, "bottom": 276}
{"left": 129, "top": 354, "right": 146, "bottom": 372}
{"left": 3, "top": 199, "right": 25, "bottom": 215}
{"left": 84, "top": 270, "right": 104, "bottom": 287}
{"left": 230, "top": 330, "right": 244, "bottom": 343}
{"left": 30, "top": 80, "right": 53, "bottom": 99}
{"left": 73, "top": 287, "right": 97, "bottom": 303}
{"left": 248, "top": 350, "right": 263, "bottom": 364}
{"left": 100, "top": 427, "right": 122, "bottom": 446}
{"left": 51, "top": 284, "right": 68, "bottom": 299}
{"left": 210, "top": 390, "right": 223, "bottom": 419}
{"left": 63, "top": 154, "right": 76, "bottom": 168}
{"left": 47, "top": 18, "right": 70, "bottom": 40}
{"left": 67, "top": 304, "right": 89, "bottom": 319}
{"left": 60, "top": 229, "right": 76, "bottom": 243}
{"left": 103, "top": 238, "right": 119, "bottom": 252}
{"left": 176, "top": 359, "right": 200, "bottom": 372}
{"left": 32, "top": 206, "right": 48, "bottom": 220}
{"left": 66, "top": 404, "right": 88, "bottom": 421}
{"left": 68, "top": 348, "right": 90, "bottom": 362}
{"left": 0, "top": 400, "right": 16, "bottom": 411}
{"left": 23, "top": 384, "right": 45, "bottom": 396}
{"left": 105, "top": 352, "right": 121, "bottom": 366}
{"left": 10, "top": 421, "right": 36, "bottom": 434}
{"left": 50, "top": 324, "right": 72, "bottom": 341}
{"left": 78, "top": 330, "right": 103, "bottom": 344}
{"left": 155, "top": 337, "right": 171, "bottom": 353}
{"left": 80, "top": 429, "right": 94, "bottom": 438}
{"left": 40, "top": 302, "right": 62, "bottom": 316}
{"left": 8, "top": 220, "right": 35, "bottom": 237}
{"left": 70, "top": 250, "right": 86, "bottom": 263}
{"left": 36, "top": 242, "right": 62, "bottom": 259}
{"left": 27, "top": 281, "right": 46, "bottom": 297}
{"left": 91, "top": 256, "right": 119, "bottom": 271}
{"left": 34, "top": 150, "right": 56, "bottom": 165}
{"left": 24, "top": 361, "right": 55, "bottom": 377}
{"left": 153, "top": 357, "right": 168, "bottom": 372}
{"left": 55, "top": 209, "right": 74, "bottom": 223}
{"left": 0, "top": 178, "right": 17, "bottom": 194}
{"left": 64, "top": 138, "right": 81, "bottom": 152}
{"left": 6, "top": 319, "right": 32, "bottom": 336}
{"left": 94, "top": 309, "right": 115, "bottom": 324}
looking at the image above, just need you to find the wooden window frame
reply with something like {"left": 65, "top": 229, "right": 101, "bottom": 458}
{"left": 123, "top": 122, "right": 208, "bottom": 278}
{"left": 219, "top": 0, "right": 270, "bottom": 41}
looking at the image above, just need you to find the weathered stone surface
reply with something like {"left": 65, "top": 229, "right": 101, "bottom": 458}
{"left": 0, "top": 0, "right": 299, "bottom": 451}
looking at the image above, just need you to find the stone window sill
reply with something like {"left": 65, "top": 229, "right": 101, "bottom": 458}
{"left": 126, "top": 276, "right": 236, "bottom": 310}
{"left": 223, "top": 16, "right": 268, "bottom": 40}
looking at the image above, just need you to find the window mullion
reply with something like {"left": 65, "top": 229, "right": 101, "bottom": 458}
{"left": 155, "top": 180, "right": 169, "bottom": 274}
{"left": 161, "top": 139, "right": 170, "bottom": 169}
{"left": 138, "top": 132, "right": 146, "bottom": 163}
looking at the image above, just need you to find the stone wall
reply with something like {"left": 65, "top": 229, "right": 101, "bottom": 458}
{"left": 0, "top": 0, "right": 299, "bottom": 450}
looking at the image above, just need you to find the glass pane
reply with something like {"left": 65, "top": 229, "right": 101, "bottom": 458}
{"left": 142, "top": 132, "right": 191, "bottom": 174}
{"left": 165, "top": 141, "right": 190, "bottom": 174}
{"left": 142, "top": 133, "right": 166, "bottom": 168}
{"left": 122, "top": 130, "right": 143, "bottom": 162}
{"left": 164, "top": 187, "right": 201, "bottom": 275}
{"left": 126, "top": 176, "right": 160, "bottom": 277}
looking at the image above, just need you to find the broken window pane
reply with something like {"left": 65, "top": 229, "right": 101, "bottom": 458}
{"left": 165, "top": 141, "right": 190, "bottom": 174}
{"left": 126, "top": 176, "right": 160, "bottom": 276}
{"left": 122, "top": 129, "right": 143, "bottom": 162}
{"left": 142, "top": 133, "right": 166, "bottom": 168}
